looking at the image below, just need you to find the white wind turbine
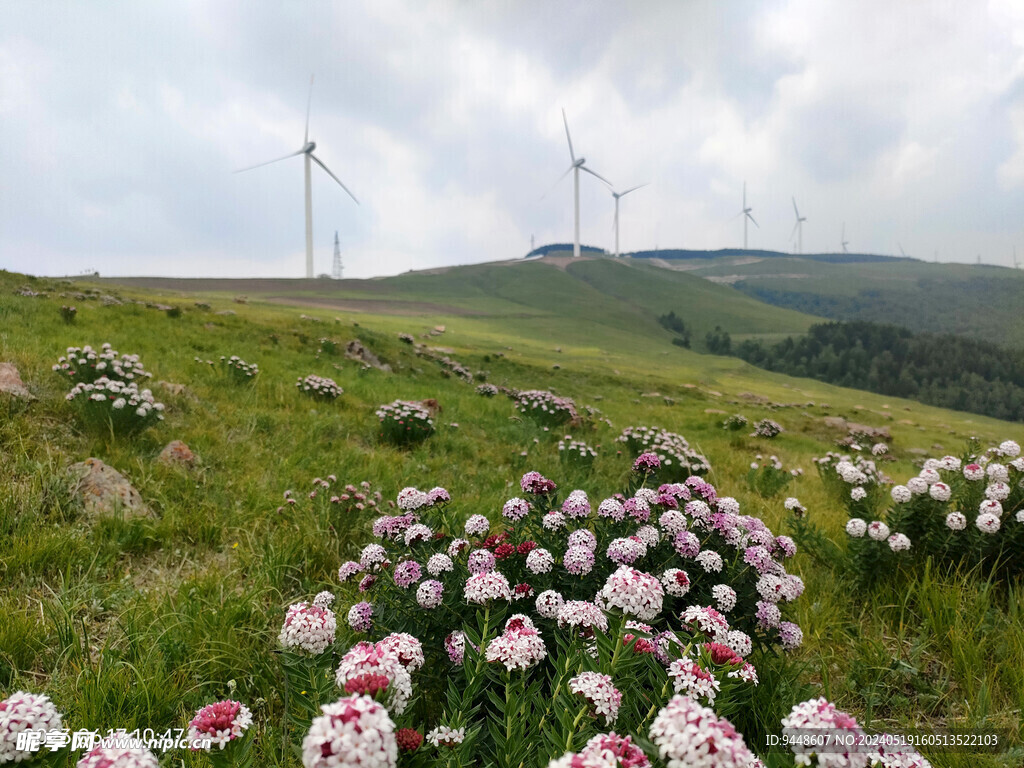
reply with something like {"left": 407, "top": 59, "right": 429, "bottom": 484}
{"left": 737, "top": 182, "right": 757, "bottom": 249}
{"left": 791, "top": 197, "right": 807, "bottom": 255}
{"left": 236, "top": 76, "right": 359, "bottom": 279}
{"left": 553, "top": 109, "right": 612, "bottom": 258}
{"left": 841, "top": 223, "right": 850, "bottom": 253}
{"left": 610, "top": 184, "right": 647, "bottom": 258}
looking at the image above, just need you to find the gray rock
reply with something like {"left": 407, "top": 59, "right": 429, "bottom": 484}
{"left": 69, "top": 458, "right": 151, "bottom": 519}
{"left": 345, "top": 339, "right": 392, "bottom": 372}
{"left": 157, "top": 440, "right": 196, "bottom": 468}
{"left": 0, "top": 362, "right": 31, "bottom": 398}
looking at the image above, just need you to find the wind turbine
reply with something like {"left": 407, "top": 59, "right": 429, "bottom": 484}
{"left": 1014, "top": 246, "right": 1019, "bottom": 269}
{"left": 790, "top": 197, "right": 807, "bottom": 255}
{"left": 610, "top": 184, "right": 647, "bottom": 258}
{"left": 897, "top": 242, "right": 907, "bottom": 258}
{"left": 841, "top": 223, "right": 849, "bottom": 253}
{"left": 737, "top": 182, "right": 757, "bottom": 250}
{"left": 236, "top": 76, "right": 359, "bottom": 279}
{"left": 553, "top": 109, "right": 612, "bottom": 258}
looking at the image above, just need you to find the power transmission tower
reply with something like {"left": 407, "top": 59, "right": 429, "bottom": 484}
{"left": 331, "top": 231, "right": 343, "bottom": 279}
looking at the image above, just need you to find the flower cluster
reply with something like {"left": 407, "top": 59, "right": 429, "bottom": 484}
{"left": 840, "top": 440, "right": 1024, "bottom": 582}
{"left": 77, "top": 737, "right": 160, "bottom": 767}
{"left": 220, "top": 355, "right": 259, "bottom": 381}
{"left": 0, "top": 691, "right": 63, "bottom": 764}
{"left": 814, "top": 448, "right": 891, "bottom": 517}
{"left": 745, "top": 454, "right": 800, "bottom": 498}
{"left": 750, "top": 419, "right": 782, "bottom": 439}
{"left": 334, "top": 640, "right": 415, "bottom": 714}
{"left": 376, "top": 400, "right": 435, "bottom": 445}
{"left": 60, "top": 305, "right": 77, "bottom": 323}
{"left": 279, "top": 599, "right": 337, "bottom": 654}
{"left": 187, "top": 700, "right": 253, "bottom": 749}
{"left": 301, "top": 695, "right": 396, "bottom": 768}
{"left": 568, "top": 672, "right": 622, "bottom": 724}
{"left": 296, "top": 374, "right": 343, "bottom": 400}
{"left": 558, "top": 435, "right": 598, "bottom": 471}
{"left": 65, "top": 377, "right": 165, "bottom": 434}
{"left": 476, "top": 383, "right": 499, "bottom": 397}
{"left": 54, "top": 343, "right": 151, "bottom": 384}
{"left": 515, "top": 389, "right": 580, "bottom": 428}
{"left": 485, "top": 615, "right": 548, "bottom": 671}
{"left": 722, "top": 413, "right": 749, "bottom": 432}
{"left": 617, "top": 426, "right": 710, "bottom": 480}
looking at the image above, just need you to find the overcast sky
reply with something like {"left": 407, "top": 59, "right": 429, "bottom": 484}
{"left": 3, "top": 0, "right": 1024, "bottom": 278}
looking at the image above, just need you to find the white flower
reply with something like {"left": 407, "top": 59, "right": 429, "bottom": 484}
{"left": 976, "top": 513, "right": 1001, "bottom": 534}
{"left": 928, "top": 482, "right": 951, "bottom": 502}
{"left": 526, "top": 548, "right": 554, "bottom": 575}
{"left": 985, "top": 482, "right": 1010, "bottom": 501}
{"left": 726, "top": 630, "right": 752, "bottom": 657}
{"left": 661, "top": 568, "right": 691, "bottom": 597}
{"left": 711, "top": 584, "right": 737, "bottom": 613}
{"left": 945, "top": 512, "right": 967, "bottom": 531}
{"left": 426, "top": 725, "right": 465, "bottom": 747}
{"left": 987, "top": 463, "right": 1009, "bottom": 483}
{"left": 335, "top": 643, "right": 412, "bottom": 714}
{"left": 890, "top": 486, "right": 912, "bottom": 503}
{"left": 464, "top": 571, "right": 511, "bottom": 604}
{"left": 668, "top": 658, "right": 720, "bottom": 705}
{"left": 906, "top": 477, "right": 928, "bottom": 495}
{"left": 568, "top": 672, "right": 621, "bottom": 724}
{"left": 535, "top": 590, "right": 564, "bottom": 619}
{"left": 979, "top": 499, "right": 1003, "bottom": 517}
{"left": 999, "top": 440, "right": 1021, "bottom": 457}
{"left": 888, "top": 533, "right": 912, "bottom": 552}
{"left": 280, "top": 602, "right": 336, "bottom": 654}
{"left": 427, "top": 553, "right": 454, "bottom": 576}
{"left": 850, "top": 486, "right": 867, "bottom": 501}
{"left": 416, "top": 580, "right": 443, "bottom": 609}
{"left": 485, "top": 626, "right": 547, "bottom": 672}
{"left": 0, "top": 691, "right": 64, "bottom": 764}
{"left": 596, "top": 565, "right": 664, "bottom": 621}
{"left": 867, "top": 521, "right": 890, "bottom": 541}
{"left": 649, "top": 695, "right": 755, "bottom": 768}
{"left": 302, "top": 695, "right": 396, "bottom": 768}
{"left": 694, "top": 550, "right": 723, "bottom": 573}
{"left": 464, "top": 514, "right": 490, "bottom": 537}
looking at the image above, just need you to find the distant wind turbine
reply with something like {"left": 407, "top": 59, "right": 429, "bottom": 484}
{"left": 841, "top": 223, "right": 849, "bottom": 253}
{"left": 790, "top": 197, "right": 807, "bottom": 255}
{"left": 552, "top": 109, "right": 612, "bottom": 258}
{"left": 610, "top": 184, "right": 647, "bottom": 258}
{"left": 236, "top": 76, "right": 359, "bottom": 279}
{"left": 1014, "top": 246, "right": 1019, "bottom": 269}
{"left": 897, "top": 242, "right": 907, "bottom": 258}
{"left": 737, "top": 182, "right": 757, "bottom": 250}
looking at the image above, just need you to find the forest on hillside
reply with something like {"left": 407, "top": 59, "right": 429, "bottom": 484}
{"left": 713, "top": 320, "right": 1024, "bottom": 422}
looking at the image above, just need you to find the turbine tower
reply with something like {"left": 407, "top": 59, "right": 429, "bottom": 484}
{"left": 737, "top": 182, "right": 757, "bottom": 249}
{"left": 236, "top": 76, "right": 359, "bottom": 278}
{"left": 791, "top": 197, "right": 807, "bottom": 255}
{"left": 332, "top": 231, "right": 343, "bottom": 279}
{"left": 554, "top": 109, "right": 612, "bottom": 258}
{"left": 610, "top": 184, "right": 647, "bottom": 258}
{"left": 841, "top": 223, "right": 849, "bottom": 253}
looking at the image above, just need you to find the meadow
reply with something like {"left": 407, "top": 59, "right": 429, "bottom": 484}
{"left": 1, "top": 265, "right": 1022, "bottom": 767}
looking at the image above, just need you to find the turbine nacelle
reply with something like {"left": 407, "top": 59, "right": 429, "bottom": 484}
{"left": 303, "top": 141, "right": 316, "bottom": 154}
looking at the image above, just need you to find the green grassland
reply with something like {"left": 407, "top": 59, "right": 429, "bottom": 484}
{"left": 668, "top": 255, "right": 1024, "bottom": 348}
{"left": 2, "top": 266, "right": 1023, "bottom": 766}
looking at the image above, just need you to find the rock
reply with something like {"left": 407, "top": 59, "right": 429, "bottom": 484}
{"left": 0, "top": 362, "right": 32, "bottom": 398}
{"left": 704, "top": 408, "right": 726, "bottom": 415}
{"left": 345, "top": 339, "right": 392, "bottom": 372}
{"left": 418, "top": 398, "right": 442, "bottom": 417}
{"left": 641, "top": 392, "right": 662, "bottom": 398}
{"left": 433, "top": 325, "right": 446, "bottom": 334}
{"left": 931, "top": 443, "right": 944, "bottom": 450}
{"left": 215, "top": 310, "right": 236, "bottom": 316}
{"left": 158, "top": 440, "right": 196, "bottom": 467}
{"left": 738, "top": 392, "right": 770, "bottom": 404}
{"left": 69, "top": 458, "right": 151, "bottom": 519}
{"left": 823, "top": 416, "right": 848, "bottom": 429}
{"left": 908, "top": 448, "right": 929, "bottom": 456}
{"left": 156, "top": 380, "right": 192, "bottom": 397}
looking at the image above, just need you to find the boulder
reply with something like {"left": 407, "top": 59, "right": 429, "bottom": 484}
{"left": 157, "top": 440, "right": 196, "bottom": 468}
{"left": 0, "top": 362, "right": 31, "bottom": 398}
{"left": 345, "top": 339, "right": 392, "bottom": 372}
{"left": 156, "top": 380, "right": 192, "bottom": 398}
{"left": 69, "top": 458, "right": 151, "bottom": 519}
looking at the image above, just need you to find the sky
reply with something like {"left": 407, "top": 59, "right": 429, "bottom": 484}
{"left": 3, "top": 0, "right": 1024, "bottom": 279}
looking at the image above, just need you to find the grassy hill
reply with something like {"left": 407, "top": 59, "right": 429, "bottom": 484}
{"left": 631, "top": 251, "right": 1024, "bottom": 348}
{"left": 3, "top": 268, "right": 1023, "bottom": 765}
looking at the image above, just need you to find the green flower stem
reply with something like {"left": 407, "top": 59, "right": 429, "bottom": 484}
{"left": 565, "top": 704, "right": 590, "bottom": 752}
{"left": 639, "top": 679, "right": 672, "bottom": 729}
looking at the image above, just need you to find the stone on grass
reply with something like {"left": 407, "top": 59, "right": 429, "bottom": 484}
{"left": 158, "top": 440, "right": 196, "bottom": 468}
{"left": 69, "top": 458, "right": 151, "bottom": 519}
{"left": 0, "top": 363, "right": 31, "bottom": 399}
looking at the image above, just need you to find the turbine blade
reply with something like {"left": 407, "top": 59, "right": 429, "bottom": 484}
{"left": 792, "top": 196, "right": 800, "bottom": 218}
{"left": 540, "top": 165, "right": 575, "bottom": 199}
{"left": 620, "top": 183, "right": 648, "bottom": 197}
{"left": 234, "top": 148, "right": 306, "bottom": 173}
{"left": 310, "top": 153, "right": 359, "bottom": 204}
{"left": 747, "top": 213, "right": 759, "bottom": 228}
{"left": 562, "top": 108, "right": 576, "bottom": 163}
{"left": 581, "top": 165, "right": 613, "bottom": 187}
{"left": 305, "top": 74, "right": 314, "bottom": 144}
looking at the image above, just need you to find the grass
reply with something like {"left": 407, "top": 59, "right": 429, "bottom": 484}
{"left": 1, "top": 267, "right": 1023, "bottom": 766}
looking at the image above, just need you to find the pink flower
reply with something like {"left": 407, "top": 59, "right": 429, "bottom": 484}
{"left": 187, "top": 700, "right": 253, "bottom": 750}
{"left": 569, "top": 672, "right": 622, "bottom": 724}
{"left": 649, "top": 695, "right": 755, "bottom": 768}
{"left": 301, "top": 695, "right": 397, "bottom": 768}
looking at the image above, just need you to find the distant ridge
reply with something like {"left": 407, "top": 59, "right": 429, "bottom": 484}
{"left": 525, "top": 243, "right": 608, "bottom": 258}
{"left": 626, "top": 248, "right": 915, "bottom": 264}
